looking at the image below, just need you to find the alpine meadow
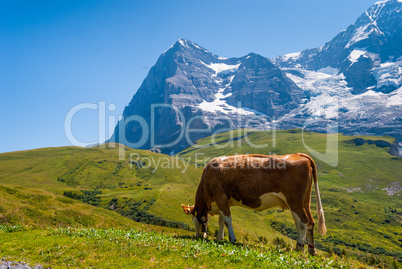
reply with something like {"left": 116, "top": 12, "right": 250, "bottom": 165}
{"left": 1, "top": 0, "right": 401, "bottom": 268}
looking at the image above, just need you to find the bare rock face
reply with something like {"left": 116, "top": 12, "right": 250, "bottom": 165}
{"left": 226, "top": 53, "right": 306, "bottom": 118}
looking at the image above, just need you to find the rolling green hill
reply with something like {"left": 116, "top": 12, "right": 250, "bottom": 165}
{"left": 0, "top": 183, "right": 140, "bottom": 229}
{"left": 0, "top": 131, "right": 401, "bottom": 267}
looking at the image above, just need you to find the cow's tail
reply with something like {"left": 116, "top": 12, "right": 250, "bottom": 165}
{"left": 298, "top": 153, "right": 327, "bottom": 235}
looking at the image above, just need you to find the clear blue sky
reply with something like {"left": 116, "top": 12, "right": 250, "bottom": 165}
{"left": 0, "top": 0, "right": 378, "bottom": 153}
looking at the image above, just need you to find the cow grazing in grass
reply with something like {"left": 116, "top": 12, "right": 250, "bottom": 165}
{"left": 182, "top": 153, "right": 326, "bottom": 255}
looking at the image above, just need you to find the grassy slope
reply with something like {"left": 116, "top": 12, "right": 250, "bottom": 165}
{"left": 0, "top": 132, "right": 400, "bottom": 267}
{"left": 0, "top": 143, "right": 298, "bottom": 246}
{"left": 0, "top": 144, "right": 198, "bottom": 193}
{"left": 0, "top": 184, "right": 140, "bottom": 229}
{"left": 0, "top": 144, "right": 201, "bottom": 214}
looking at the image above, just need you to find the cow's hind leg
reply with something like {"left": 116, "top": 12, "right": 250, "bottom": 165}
{"left": 306, "top": 221, "right": 316, "bottom": 255}
{"left": 290, "top": 207, "right": 309, "bottom": 252}
{"left": 216, "top": 213, "right": 225, "bottom": 240}
{"left": 305, "top": 198, "right": 317, "bottom": 255}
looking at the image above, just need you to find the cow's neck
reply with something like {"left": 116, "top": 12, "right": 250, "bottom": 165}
{"left": 195, "top": 181, "right": 209, "bottom": 217}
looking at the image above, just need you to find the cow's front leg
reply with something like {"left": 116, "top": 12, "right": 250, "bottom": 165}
{"left": 222, "top": 213, "right": 236, "bottom": 243}
{"left": 214, "top": 194, "right": 236, "bottom": 243}
{"left": 216, "top": 213, "right": 225, "bottom": 240}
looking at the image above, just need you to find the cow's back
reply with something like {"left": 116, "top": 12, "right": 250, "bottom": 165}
{"left": 200, "top": 154, "right": 312, "bottom": 211}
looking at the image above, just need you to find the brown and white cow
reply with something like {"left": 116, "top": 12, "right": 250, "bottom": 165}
{"left": 182, "top": 153, "right": 326, "bottom": 255}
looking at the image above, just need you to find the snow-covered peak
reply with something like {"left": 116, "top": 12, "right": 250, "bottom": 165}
{"left": 366, "top": 0, "right": 401, "bottom": 22}
{"left": 343, "top": 0, "right": 401, "bottom": 51}
{"left": 275, "top": 0, "right": 401, "bottom": 73}
{"left": 177, "top": 38, "right": 209, "bottom": 52}
{"left": 372, "top": 0, "right": 401, "bottom": 10}
{"left": 343, "top": 0, "right": 400, "bottom": 49}
{"left": 163, "top": 38, "right": 211, "bottom": 55}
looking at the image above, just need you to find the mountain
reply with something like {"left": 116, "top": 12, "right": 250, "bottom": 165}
{"left": 274, "top": 0, "right": 402, "bottom": 94}
{"left": 273, "top": 0, "right": 402, "bottom": 141}
{"left": 274, "top": 0, "right": 402, "bottom": 141}
{"left": 110, "top": 39, "right": 307, "bottom": 154}
{"left": 110, "top": 0, "right": 401, "bottom": 153}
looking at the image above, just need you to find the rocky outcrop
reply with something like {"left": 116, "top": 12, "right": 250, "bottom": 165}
{"left": 352, "top": 137, "right": 400, "bottom": 156}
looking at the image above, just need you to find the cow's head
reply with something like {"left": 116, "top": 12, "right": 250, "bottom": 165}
{"left": 181, "top": 204, "right": 208, "bottom": 238}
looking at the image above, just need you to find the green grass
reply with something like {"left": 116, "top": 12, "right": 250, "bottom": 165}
{"left": 0, "top": 183, "right": 141, "bottom": 229}
{"left": 0, "top": 131, "right": 401, "bottom": 267}
{"left": 0, "top": 144, "right": 200, "bottom": 193}
{"left": 0, "top": 144, "right": 201, "bottom": 226}
{"left": 178, "top": 129, "right": 402, "bottom": 266}
{"left": 0, "top": 226, "right": 376, "bottom": 268}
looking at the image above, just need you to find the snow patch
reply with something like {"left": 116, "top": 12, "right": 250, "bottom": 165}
{"left": 179, "top": 39, "right": 187, "bottom": 47}
{"left": 197, "top": 88, "right": 254, "bottom": 115}
{"left": 347, "top": 49, "right": 367, "bottom": 64}
{"left": 346, "top": 24, "right": 374, "bottom": 48}
{"left": 374, "top": 0, "right": 390, "bottom": 5}
{"left": 284, "top": 68, "right": 351, "bottom": 119}
{"left": 374, "top": 59, "right": 402, "bottom": 89}
{"left": 386, "top": 86, "right": 402, "bottom": 107}
{"left": 281, "top": 52, "right": 301, "bottom": 61}
{"left": 284, "top": 65, "right": 400, "bottom": 121}
{"left": 317, "top": 66, "right": 339, "bottom": 75}
{"left": 192, "top": 42, "right": 208, "bottom": 52}
{"left": 200, "top": 61, "right": 241, "bottom": 76}
{"left": 197, "top": 73, "right": 257, "bottom": 116}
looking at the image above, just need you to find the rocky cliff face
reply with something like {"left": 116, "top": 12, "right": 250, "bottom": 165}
{"left": 110, "top": 0, "right": 401, "bottom": 154}
{"left": 110, "top": 39, "right": 306, "bottom": 154}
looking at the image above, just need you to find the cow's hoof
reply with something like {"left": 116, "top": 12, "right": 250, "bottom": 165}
{"left": 296, "top": 242, "right": 304, "bottom": 251}
{"left": 308, "top": 248, "right": 317, "bottom": 256}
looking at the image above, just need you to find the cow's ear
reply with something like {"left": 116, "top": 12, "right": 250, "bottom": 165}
{"left": 181, "top": 204, "right": 190, "bottom": 214}
{"left": 181, "top": 204, "right": 195, "bottom": 215}
{"left": 189, "top": 205, "right": 195, "bottom": 215}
